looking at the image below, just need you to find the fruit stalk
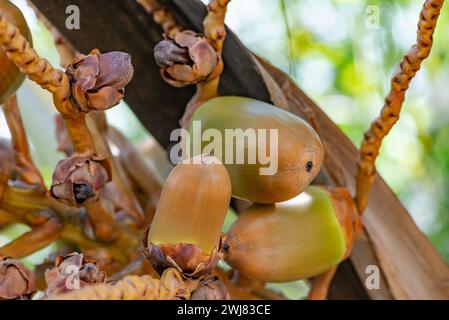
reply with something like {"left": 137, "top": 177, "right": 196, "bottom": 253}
{"left": 356, "top": 0, "right": 445, "bottom": 213}
{"left": 180, "top": 0, "right": 231, "bottom": 127}
{"left": 136, "top": 0, "right": 181, "bottom": 38}
{"left": 3, "top": 95, "right": 45, "bottom": 187}
{"left": 86, "top": 113, "right": 146, "bottom": 226}
{"left": 0, "top": 9, "right": 84, "bottom": 139}
{"left": 307, "top": 265, "right": 337, "bottom": 300}
{"left": 0, "top": 216, "right": 62, "bottom": 259}
{"left": 107, "top": 126, "right": 162, "bottom": 224}
{"left": 0, "top": 10, "right": 133, "bottom": 208}
{"left": 150, "top": 0, "right": 230, "bottom": 126}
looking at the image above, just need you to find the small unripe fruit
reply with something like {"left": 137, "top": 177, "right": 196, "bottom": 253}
{"left": 0, "top": 0, "right": 32, "bottom": 105}
{"left": 223, "top": 186, "right": 359, "bottom": 282}
{"left": 189, "top": 96, "right": 324, "bottom": 204}
{"left": 145, "top": 155, "right": 232, "bottom": 278}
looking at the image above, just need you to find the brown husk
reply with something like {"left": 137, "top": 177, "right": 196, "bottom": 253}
{"left": 155, "top": 30, "right": 218, "bottom": 88}
{"left": 144, "top": 242, "right": 220, "bottom": 280}
{"left": 66, "top": 50, "right": 134, "bottom": 112}
{"left": 50, "top": 154, "right": 111, "bottom": 207}
{"left": 0, "top": 256, "right": 35, "bottom": 300}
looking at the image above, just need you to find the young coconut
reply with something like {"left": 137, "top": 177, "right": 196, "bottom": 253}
{"left": 0, "top": 0, "right": 32, "bottom": 105}
{"left": 189, "top": 96, "right": 324, "bottom": 204}
{"left": 222, "top": 185, "right": 362, "bottom": 282}
{"left": 144, "top": 155, "right": 231, "bottom": 279}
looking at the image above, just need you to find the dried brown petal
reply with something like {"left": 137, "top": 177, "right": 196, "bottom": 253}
{"left": 144, "top": 242, "right": 220, "bottom": 280}
{"left": 34, "top": 248, "right": 73, "bottom": 291}
{"left": 44, "top": 252, "right": 106, "bottom": 297}
{"left": 154, "top": 40, "right": 189, "bottom": 67}
{"left": 66, "top": 50, "right": 134, "bottom": 112}
{"left": 0, "top": 257, "right": 35, "bottom": 300}
{"left": 191, "top": 276, "right": 230, "bottom": 300}
{"left": 154, "top": 30, "right": 218, "bottom": 88}
{"left": 50, "top": 154, "right": 111, "bottom": 207}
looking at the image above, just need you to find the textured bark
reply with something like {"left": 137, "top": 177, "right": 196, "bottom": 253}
{"left": 28, "top": 0, "right": 449, "bottom": 299}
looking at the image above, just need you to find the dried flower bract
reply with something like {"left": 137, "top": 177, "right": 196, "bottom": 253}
{"left": 66, "top": 50, "right": 134, "bottom": 112}
{"left": 155, "top": 30, "right": 218, "bottom": 88}
{"left": 50, "top": 154, "right": 111, "bottom": 207}
{"left": 144, "top": 241, "right": 221, "bottom": 279}
{"left": 0, "top": 256, "right": 35, "bottom": 300}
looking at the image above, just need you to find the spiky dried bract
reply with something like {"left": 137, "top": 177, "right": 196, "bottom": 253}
{"left": 0, "top": 256, "right": 35, "bottom": 300}
{"left": 48, "top": 268, "right": 190, "bottom": 300}
{"left": 66, "top": 50, "right": 134, "bottom": 112}
{"left": 50, "top": 154, "right": 111, "bottom": 207}
{"left": 44, "top": 252, "right": 106, "bottom": 297}
{"left": 356, "top": 0, "right": 445, "bottom": 213}
{"left": 155, "top": 30, "right": 218, "bottom": 88}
